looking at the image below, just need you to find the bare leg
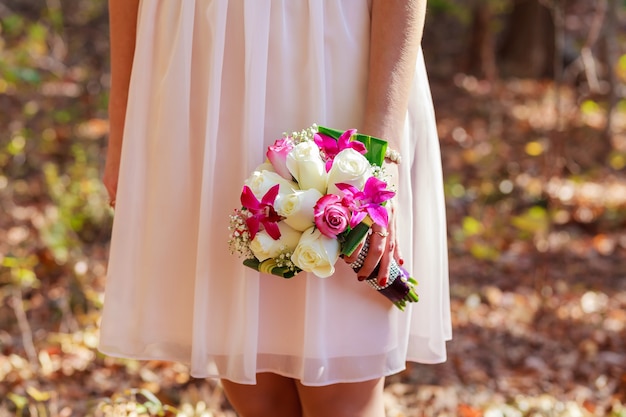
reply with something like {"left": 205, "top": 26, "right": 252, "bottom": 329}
{"left": 296, "top": 377, "right": 386, "bottom": 417}
{"left": 221, "top": 373, "right": 302, "bottom": 417}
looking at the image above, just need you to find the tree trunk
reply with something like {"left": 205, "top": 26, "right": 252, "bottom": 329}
{"left": 465, "top": 3, "right": 498, "bottom": 80}
{"left": 498, "top": 0, "right": 556, "bottom": 78}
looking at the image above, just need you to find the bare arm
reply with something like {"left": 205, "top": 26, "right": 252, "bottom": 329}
{"left": 354, "top": 0, "right": 427, "bottom": 283}
{"left": 103, "top": 0, "right": 140, "bottom": 203}
{"left": 362, "top": 0, "right": 426, "bottom": 147}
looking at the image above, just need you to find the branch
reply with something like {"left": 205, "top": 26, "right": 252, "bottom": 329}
{"left": 10, "top": 287, "right": 39, "bottom": 369}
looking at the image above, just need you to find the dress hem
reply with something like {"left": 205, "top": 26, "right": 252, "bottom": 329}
{"left": 98, "top": 345, "right": 412, "bottom": 386}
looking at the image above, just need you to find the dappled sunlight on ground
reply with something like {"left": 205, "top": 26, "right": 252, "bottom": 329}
{"left": 1, "top": 1, "right": 625, "bottom": 415}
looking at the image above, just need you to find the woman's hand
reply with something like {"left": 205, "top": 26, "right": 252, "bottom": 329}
{"left": 105, "top": 0, "right": 140, "bottom": 208}
{"left": 103, "top": 95, "right": 127, "bottom": 208}
{"left": 103, "top": 141, "right": 121, "bottom": 207}
{"left": 344, "top": 162, "right": 403, "bottom": 286}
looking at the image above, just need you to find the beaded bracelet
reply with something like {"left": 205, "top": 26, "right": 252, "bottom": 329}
{"left": 349, "top": 238, "right": 369, "bottom": 270}
{"left": 348, "top": 237, "right": 399, "bottom": 291}
{"left": 385, "top": 148, "right": 402, "bottom": 164}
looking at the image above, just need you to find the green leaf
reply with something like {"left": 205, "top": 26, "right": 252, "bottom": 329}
{"left": 243, "top": 258, "right": 261, "bottom": 271}
{"left": 271, "top": 267, "right": 296, "bottom": 279}
{"left": 137, "top": 389, "right": 162, "bottom": 407}
{"left": 462, "top": 216, "right": 484, "bottom": 237}
{"left": 243, "top": 258, "right": 299, "bottom": 278}
{"left": 317, "top": 125, "right": 388, "bottom": 166}
{"left": 617, "top": 53, "right": 626, "bottom": 72}
{"left": 15, "top": 67, "right": 41, "bottom": 84}
{"left": 341, "top": 221, "right": 371, "bottom": 256}
{"left": 580, "top": 99, "right": 601, "bottom": 115}
{"left": 511, "top": 206, "right": 549, "bottom": 234}
{"left": 26, "top": 386, "right": 51, "bottom": 402}
{"left": 1, "top": 15, "right": 25, "bottom": 37}
{"left": 469, "top": 242, "right": 499, "bottom": 261}
{"left": 7, "top": 393, "right": 28, "bottom": 409}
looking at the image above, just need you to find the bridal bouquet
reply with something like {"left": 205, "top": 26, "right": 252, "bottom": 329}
{"left": 228, "top": 124, "right": 418, "bottom": 310}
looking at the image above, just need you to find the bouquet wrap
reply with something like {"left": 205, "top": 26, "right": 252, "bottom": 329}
{"left": 348, "top": 236, "right": 419, "bottom": 310}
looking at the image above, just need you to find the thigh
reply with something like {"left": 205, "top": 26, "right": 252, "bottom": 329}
{"left": 221, "top": 373, "right": 302, "bottom": 417}
{"left": 296, "top": 377, "right": 386, "bottom": 417}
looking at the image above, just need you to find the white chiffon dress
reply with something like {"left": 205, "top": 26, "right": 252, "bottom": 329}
{"left": 99, "top": 0, "right": 451, "bottom": 386}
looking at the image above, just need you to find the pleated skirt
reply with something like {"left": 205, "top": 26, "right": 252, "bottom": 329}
{"left": 99, "top": 0, "right": 451, "bottom": 386}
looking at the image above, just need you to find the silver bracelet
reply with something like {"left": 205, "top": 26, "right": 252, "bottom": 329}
{"left": 349, "top": 239, "right": 369, "bottom": 270}
{"left": 348, "top": 237, "right": 401, "bottom": 291}
{"left": 365, "top": 262, "right": 400, "bottom": 291}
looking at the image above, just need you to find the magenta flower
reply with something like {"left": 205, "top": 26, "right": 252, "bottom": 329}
{"left": 267, "top": 137, "right": 295, "bottom": 179}
{"left": 336, "top": 177, "right": 396, "bottom": 228}
{"left": 314, "top": 194, "right": 351, "bottom": 238}
{"left": 314, "top": 129, "right": 367, "bottom": 172}
{"left": 240, "top": 184, "right": 283, "bottom": 240}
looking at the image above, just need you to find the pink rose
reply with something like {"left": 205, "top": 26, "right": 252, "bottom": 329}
{"left": 314, "top": 194, "right": 351, "bottom": 238}
{"left": 267, "top": 137, "right": 295, "bottom": 180}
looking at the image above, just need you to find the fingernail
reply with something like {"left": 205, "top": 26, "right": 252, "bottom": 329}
{"left": 378, "top": 277, "right": 388, "bottom": 287}
{"left": 357, "top": 276, "right": 367, "bottom": 281}
{"left": 398, "top": 258, "right": 404, "bottom": 266}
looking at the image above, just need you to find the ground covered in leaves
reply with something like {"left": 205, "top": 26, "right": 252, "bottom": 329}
{"left": 1, "top": 2, "right": 625, "bottom": 416}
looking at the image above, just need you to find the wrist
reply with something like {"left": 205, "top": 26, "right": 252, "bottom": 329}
{"left": 384, "top": 147, "right": 402, "bottom": 164}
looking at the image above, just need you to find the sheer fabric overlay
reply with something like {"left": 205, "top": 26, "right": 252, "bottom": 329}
{"left": 99, "top": 0, "right": 452, "bottom": 386}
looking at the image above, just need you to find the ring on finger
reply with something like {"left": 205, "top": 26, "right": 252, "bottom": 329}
{"left": 375, "top": 230, "right": 389, "bottom": 238}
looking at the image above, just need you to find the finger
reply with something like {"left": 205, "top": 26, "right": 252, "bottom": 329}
{"left": 394, "top": 242, "right": 403, "bottom": 266}
{"left": 343, "top": 240, "right": 365, "bottom": 265}
{"left": 376, "top": 228, "right": 396, "bottom": 287}
{"left": 106, "top": 186, "right": 117, "bottom": 209}
{"left": 356, "top": 231, "right": 386, "bottom": 280}
{"left": 370, "top": 199, "right": 398, "bottom": 285}
{"left": 388, "top": 202, "right": 403, "bottom": 265}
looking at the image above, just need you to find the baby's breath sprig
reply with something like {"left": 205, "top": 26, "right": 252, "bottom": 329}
{"left": 371, "top": 164, "right": 398, "bottom": 192}
{"left": 228, "top": 208, "right": 254, "bottom": 259}
{"left": 275, "top": 248, "right": 300, "bottom": 273}
{"left": 285, "top": 123, "right": 318, "bottom": 145}
{"left": 371, "top": 164, "right": 384, "bottom": 179}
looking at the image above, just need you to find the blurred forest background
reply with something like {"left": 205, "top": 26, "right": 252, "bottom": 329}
{"left": 0, "top": 0, "right": 625, "bottom": 416}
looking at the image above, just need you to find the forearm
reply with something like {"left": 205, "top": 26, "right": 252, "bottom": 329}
{"left": 363, "top": 0, "right": 426, "bottom": 148}
{"left": 107, "top": 0, "right": 140, "bottom": 159}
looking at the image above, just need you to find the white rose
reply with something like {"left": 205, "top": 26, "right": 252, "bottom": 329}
{"left": 291, "top": 227, "right": 340, "bottom": 278}
{"left": 286, "top": 141, "right": 328, "bottom": 194}
{"left": 327, "top": 148, "right": 372, "bottom": 196}
{"left": 275, "top": 188, "right": 324, "bottom": 232}
{"left": 249, "top": 222, "right": 302, "bottom": 261}
{"left": 254, "top": 161, "right": 276, "bottom": 173}
{"left": 244, "top": 169, "right": 299, "bottom": 200}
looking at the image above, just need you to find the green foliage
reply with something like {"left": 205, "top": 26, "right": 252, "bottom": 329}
{"left": 0, "top": 1, "right": 624, "bottom": 415}
{"left": 93, "top": 389, "right": 180, "bottom": 417}
{"left": 1, "top": 13, "right": 26, "bottom": 36}
{"left": 0, "top": 3, "right": 111, "bottom": 406}
{"left": 427, "top": 0, "right": 462, "bottom": 14}
{"left": 426, "top": 0, "right": 513, "bottom": 23}
{"left": 1, "top": 256, "right": 39, "bottom": 288}
{"left": 6, "top": 387, "right": 53, "bottom": 417}
{"left": 0, "top": 17, "right": 49, "bottom": 87}
{"left": 511, "top": 206, "right": 549, "bottom": 237}
{"left": 580, "top": 99, "right": 602, "bottom": 115}
{"left": 462, "top": 216, "right": 484, "bottom": 236}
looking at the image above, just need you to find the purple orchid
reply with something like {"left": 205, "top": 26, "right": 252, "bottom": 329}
{"left": 240, "top": 184, "right": 283, "bottom": 240}
{"left": 314, "top": 129, "right": 367, "bottom": 172}
{"left": 335, "top": 177, "right": 396, "bottom": 228}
